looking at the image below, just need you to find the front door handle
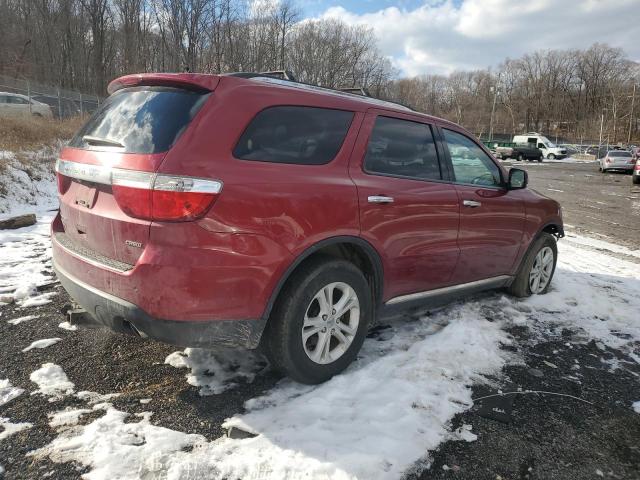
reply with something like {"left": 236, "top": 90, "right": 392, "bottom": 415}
{"left": 463, "top": 200, "right": 482, "bottom": 208}
{"left": 368, "top": 195, "right": 394, "bottom": 204}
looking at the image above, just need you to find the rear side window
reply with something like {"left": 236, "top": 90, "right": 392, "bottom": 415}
{"left": 69, "top": 87, "right": 210, "bottom": 154}
{"left": 233, "top": 106, "right": 353, "bottom": 165}
{"left": 364, "top": 116, "right": 442, "bottom": 180}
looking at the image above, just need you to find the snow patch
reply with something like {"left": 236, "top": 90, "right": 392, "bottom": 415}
{"left": 30, "top": 363, "right": 75, "bottom": 400}
{"left": 633, "top": 401, "right": 640, "bottom": 414}
{"left": 0, "top": 378, "right": 24, "bottom": 406}
{"left": 0, "top": 416, "right": 32, "bottom": 441}
{"left": 165, "top": 348, "right": 268, "bottom": 395}
{"left": 48, "top": 408, "right": 93, "bottom": 429}
{"left": 7, "top": 314, "right": 39, "bottom": 325}
{"left": 22, "top": 338, "right": 62, "bottom": 352}
{"left": 58, "top": 321, "right": 78, "bottom": 331}
{"left": 0, "top": 214, "right": 56, "bottom": 307}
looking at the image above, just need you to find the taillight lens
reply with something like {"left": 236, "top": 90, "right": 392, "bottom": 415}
{"left": 112, "top": 169, "right": 221, "bottom": 222}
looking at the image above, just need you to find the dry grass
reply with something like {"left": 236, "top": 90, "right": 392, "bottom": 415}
{"left": 0, "top": 115, "right": 84, "bottom": 151}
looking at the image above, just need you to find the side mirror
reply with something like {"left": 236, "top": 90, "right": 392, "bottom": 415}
{"left": 508, "top": 168, "right": 528, "bottom": 189}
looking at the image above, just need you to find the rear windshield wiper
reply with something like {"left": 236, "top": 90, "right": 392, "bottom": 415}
{"left": 82, "top": 135, "right": 125, "bottom": 148}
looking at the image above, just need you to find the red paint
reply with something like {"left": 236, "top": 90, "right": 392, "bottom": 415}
{"left": 53, "top": 73, "right": 563, "bottom": 324}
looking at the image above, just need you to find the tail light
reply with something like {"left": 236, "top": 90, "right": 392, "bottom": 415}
{"left": 606, "top": 157, "right": 612, "bottom": 163}
{"left": 112, "top": 169, "right": 222, "bottom": 221}
{"left": 55, "top": 159, "right": 222, "bottom": 222}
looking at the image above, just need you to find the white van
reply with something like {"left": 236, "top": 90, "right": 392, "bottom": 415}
{"left": 512, "top": 133, "right": 567, "bottom": 160}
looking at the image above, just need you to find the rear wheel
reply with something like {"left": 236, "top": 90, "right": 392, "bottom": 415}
{"left": 264, "top": 257, "right": 372, "bottom": 384}
{"left": 517, "top": 153, "right": 524, "bottom": 161}
{"left": 633, "top": 174, "right": 640, "bottom": 185}
{"left": 538, "top": 155, "right": 544, "bottom": 162}
{"left": 508, "top": 233, "right": 557, "bottom": 298}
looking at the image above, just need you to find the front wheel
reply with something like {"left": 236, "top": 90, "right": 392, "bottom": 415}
{"left": 264, "top": 257, "right": 372, "bottom": 384}
{"left": 633, "top": 174, "right": 640, "bottom": 185}
{"left": 547, "top": 153, "right": 556, "bottom": 160}
{"left": 508, "top": 233, "right": 557, "bottom": 298}
{"left": 538, "top": 155, "right": 544, "bottom": 162}
{"left": 517, "top": 153, "right": 524, "bottom": 161}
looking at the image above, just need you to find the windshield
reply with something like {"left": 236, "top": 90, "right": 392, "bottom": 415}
{"left": 69, "top": 86, "right": 210, "bottom": 154}
{"left": 539, "top": 136, "right": 556, "bottom": 148}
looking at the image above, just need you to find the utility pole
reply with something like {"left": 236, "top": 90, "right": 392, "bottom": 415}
{"left": 628, "top": 83, "right": 636, "bottom": 144}
{"left": 599, "top": 111, "right": 604, "bottom": 148}
{"left": 489, "top": 78, "right": 500, "bottom": 142}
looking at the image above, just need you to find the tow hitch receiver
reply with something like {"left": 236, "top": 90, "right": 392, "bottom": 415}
{"left": 66, "top": 306, "right": 98, "bottom": 328}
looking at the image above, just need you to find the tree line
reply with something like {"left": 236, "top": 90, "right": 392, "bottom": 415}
{"left": 1, "top": 0, "right": 638, "bottom": 143}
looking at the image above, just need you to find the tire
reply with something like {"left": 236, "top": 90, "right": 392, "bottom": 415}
{"left": 547, "top": 154, "right": 555, "bottom": 160}
{"left": 264, "top": 256, "right": 372, "bottom": 384}
{"left": 633, "top": 175, "right": 640, "bottom": 185}
{"left": 508, "top": 233, "right": 557, "bottom": 298}
{"left": 517, "top": 153, "right": 524, "bottom": 161}
{"left": 538, "top": 155, "right": 543, "bottom": 163}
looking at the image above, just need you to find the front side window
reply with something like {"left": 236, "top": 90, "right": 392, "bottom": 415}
{"left": 9, "top": 96, "right": 28, "bottom": 104}
{"left": 363, "top": 116, "right": 441, "bottom": 180}
{"left": 443, "top": 129, "right": 502, "bottom": 187}
{"left": 234, "top": 106, "right": 354, "bottom": 165}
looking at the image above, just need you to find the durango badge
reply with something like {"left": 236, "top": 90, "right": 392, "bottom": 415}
{"left": 125, "top": 240, "right": 142, "bottom": 248}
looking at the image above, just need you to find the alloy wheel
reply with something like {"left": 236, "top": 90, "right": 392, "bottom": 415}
{"left": 529, "top": 246, "right": 554, "bottom": 294}
{"left": 301, "top": 282, "right": 360, "bottom": 365}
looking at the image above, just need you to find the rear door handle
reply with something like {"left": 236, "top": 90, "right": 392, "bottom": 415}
{"left": 462, "top": 200, "right": 482, "bottom": 208}
{"left": 368, "top": 195, "right": 394, "bottom": 204}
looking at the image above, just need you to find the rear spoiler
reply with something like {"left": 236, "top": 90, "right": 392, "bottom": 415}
{"left": 107, "top": 73, "right": 220, "bottom": 95}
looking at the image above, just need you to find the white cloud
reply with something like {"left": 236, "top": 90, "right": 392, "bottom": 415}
{"left": 318, "top": 0, "right": 640, "bottom": 76}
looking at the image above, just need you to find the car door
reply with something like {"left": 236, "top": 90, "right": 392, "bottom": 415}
{"left": 439, "top": 127, "right": 525, "bottom": 284}
{"left": 349, "top": 111, "right": 460, "bottom": 302}
{"left": 0, "top": 95, "right": 12, "bottom": 117}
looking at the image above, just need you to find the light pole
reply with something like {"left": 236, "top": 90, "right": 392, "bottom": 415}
{"left": 489, "top": 75, "right": 500, "bottom": 142}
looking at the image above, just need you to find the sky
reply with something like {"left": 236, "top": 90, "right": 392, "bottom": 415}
{"left": 297, "top": 0, "right": 640, "bottom": 77}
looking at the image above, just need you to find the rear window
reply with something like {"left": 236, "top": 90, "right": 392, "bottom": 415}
{"left": 233, "top": 106, "right": 354, "bottom": 165}
{"left": 69, "top": 86, "right": 210, "bottom": 154}
{"left": 609, "top": 151, "right": 632, "bottom": 157}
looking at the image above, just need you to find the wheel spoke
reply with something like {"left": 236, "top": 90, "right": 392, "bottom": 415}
{"left": 333, "top": 328, "right": 349, "bottom": 346}
{"left": 312, "top": 331, "right": 330, "bottom": 362}
{"left": 302, "top": 326, "right": 322, "bottom": 341}
{"left": 337, "top": 321, "right": 356, "bottom": 336}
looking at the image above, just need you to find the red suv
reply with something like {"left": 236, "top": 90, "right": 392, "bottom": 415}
{"left": 52, "top": 73, "right": 563, "bottom": 384}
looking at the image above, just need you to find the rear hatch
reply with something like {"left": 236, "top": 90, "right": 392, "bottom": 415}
{"left": 56, "top": 83, "right": 213, "bottom": 267}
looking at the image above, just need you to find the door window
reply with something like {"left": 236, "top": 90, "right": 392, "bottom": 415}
{"left": 443, "top": 129, "right": 502, "bottom": 187}
{"left": 8, "top": 96, "right": 28, "bottom": 104}
{"left": 364, "top": 116, "right": 441, "bottom": 180}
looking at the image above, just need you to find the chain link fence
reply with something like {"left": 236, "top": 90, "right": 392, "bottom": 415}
{"left": 0, "top": 74, "right": 103, "bottom": 119}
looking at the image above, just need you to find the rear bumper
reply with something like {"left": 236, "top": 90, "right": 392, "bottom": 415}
{"left": 53, "top": 259, "right": 265, "bottom": 349}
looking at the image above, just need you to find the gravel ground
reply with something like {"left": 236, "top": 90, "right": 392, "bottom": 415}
{"left": 1, "top": 159, "right": 639, "bottom": 479}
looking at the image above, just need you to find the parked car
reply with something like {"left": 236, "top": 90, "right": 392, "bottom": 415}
{"left": 52, "top": 73, "right": 564, "bottom": 384}
{"left": 512, "top": 133, "right": 567, "bottom": 159}
{"left": 512, "top": 143, "right": 544, "bottom": 162}
{"left": 633, "top": 161, "right": 640, "bottom": 185}
{"left": 0, "top": 91, "right": 53, "bottom": 118}
{"left": 599, "top": 150, "right": 635, "bottom": 173}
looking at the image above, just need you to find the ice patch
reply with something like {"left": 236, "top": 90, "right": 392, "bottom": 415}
{"left": 76, "top": 391, "right": 120, "bottom": 405}
{"left": 0, "top": 416, "right": 32, "bottom": 441}
{"left": 22, "top": 338, "right": 62, "bottom": 352}
{"left": 0, "top": 378, "right": 24, "bottom": 406}
{"left": 165, "top": 348, "right": 268, "bottom": 395}
{"left": 30, "top": 363, "right": 75, "bottom": 400}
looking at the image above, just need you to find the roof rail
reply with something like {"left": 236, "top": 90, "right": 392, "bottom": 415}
{"left": 338, "top": 87, "right": 370, "bottom": 97}
{"left": 224, "top": 71, "right": 413, "bottom": 112}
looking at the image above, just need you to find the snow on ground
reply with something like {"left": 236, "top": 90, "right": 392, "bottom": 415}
{"left": 58, "top": 321, "right": 78, "bottom": 331}
{"left": 21, "top": 337, "right": 62, "bottom": 352}
{"left": 7, "top": 314, "right": 40, "bottom": 325}
{"left": 165, "top": 348, "right": 269, "bottom": 395}
{"left": 0, "top": 416, "right": 32, "bottom": 441}
{"left": 0, "top": 146, "right": 60, "bottom": 215}
{"left": 30, "top": 363, "right": 75, "bottom": 401}
{"left": 633, "top": 401, "right": 640, "bottom": 414}
{"left": 0, "top": 214, "right": 57, "bottom": 307}
{"left": 0, "top": 378, "right": 24, "bottom": 406}
{"left": 31, "top": 232, "right": 640, "bottom": 479}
